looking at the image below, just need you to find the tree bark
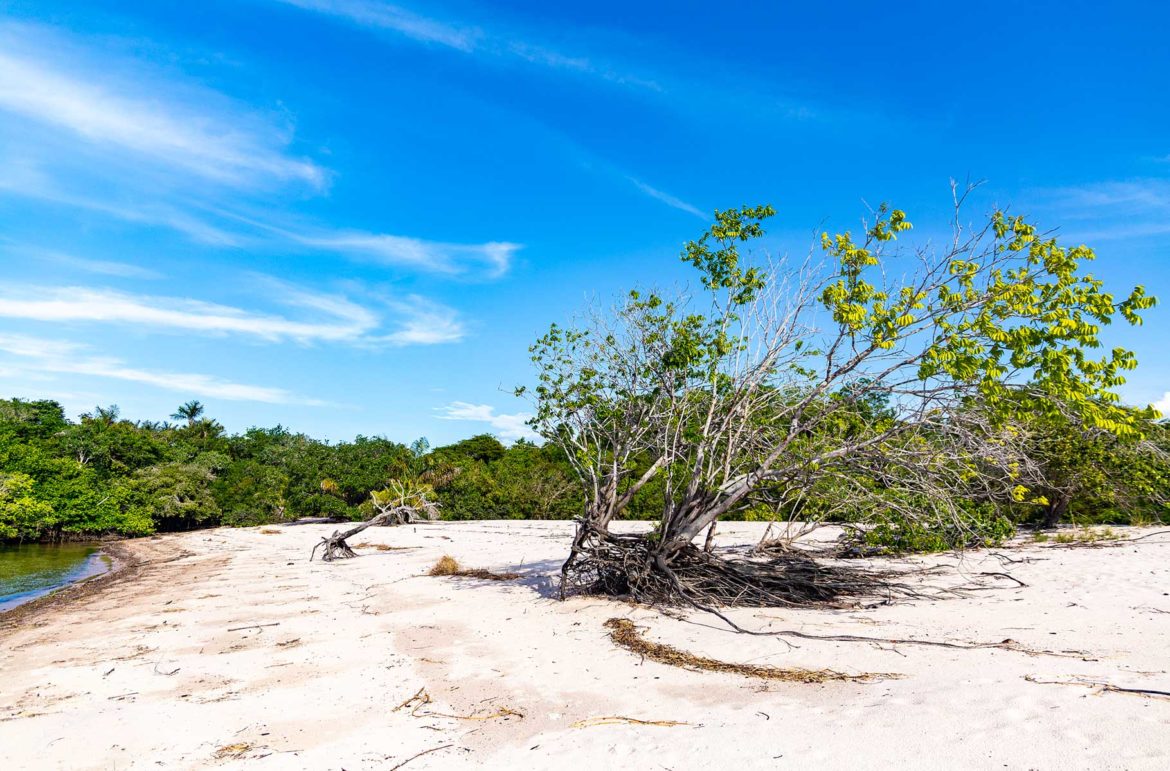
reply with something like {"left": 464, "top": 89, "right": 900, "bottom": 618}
{"left": 1042, "top": 492, "right": 1071, "bottom": 530}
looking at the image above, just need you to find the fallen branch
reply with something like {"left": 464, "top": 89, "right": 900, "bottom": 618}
{"left": 977, "top": 572, "right": 1027, "bottom": 588}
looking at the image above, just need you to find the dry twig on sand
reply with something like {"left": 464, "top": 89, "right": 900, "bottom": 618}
{"left": 571, "top": 716, "right": 692, "bottom": 728}
{"left": 213, "top": 743, "right": 252, "bottom": 759}
{"left": 388, "top": 744, "right": 454, "bottom": 771}
{"left": 395, "top": 686, "right": 523, "bottom": 721}
{"left": 604, "top": 618, "right": 898, "bottom": 682}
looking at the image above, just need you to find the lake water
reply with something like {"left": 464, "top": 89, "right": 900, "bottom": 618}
{"left": 0, "top": 543, "right": 111, "bottom": 612}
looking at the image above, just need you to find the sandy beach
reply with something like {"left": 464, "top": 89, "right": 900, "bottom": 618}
{"left": 1, "top": 521, "right": 1168, "bottom": 770}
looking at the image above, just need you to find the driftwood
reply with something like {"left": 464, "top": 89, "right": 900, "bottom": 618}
{"left": 310, "top": 490, "right": 439, "bottom": 562}
{"left": 310, "top": 511, "right": 392, "bottom": 562}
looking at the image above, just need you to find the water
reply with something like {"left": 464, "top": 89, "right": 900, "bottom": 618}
{"left": 0, "top": 543, "right": 111, "bottom": 612}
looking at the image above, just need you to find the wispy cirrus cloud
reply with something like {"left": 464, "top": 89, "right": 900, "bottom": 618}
{"left": 271, "top": 0, "right": 660, "bottom": 89}
{"left": 437, "top": 401, "right": 536, "bottom": 441}
{"left": 0, "top": 281, "right": 465, "bottom": 348}
{"left": 0, "top": 160, "right": 521, "bottom": 274}
{"left": 288, "top": 229, "right": 520, "bottom": 276}
{"left": 278, "top": 0, "right": 478, "bottom": 50}
{"left": 0, "top": 334, "right": 321, "bottom": 404}
{"left": 0, "top": 23, "right": 326, "bottom": 191}
{"left": 48, "top": 255, "right": 163, "bottom": 280}
{"left": 626, "top": 176, "right": 706, "bottom": 220}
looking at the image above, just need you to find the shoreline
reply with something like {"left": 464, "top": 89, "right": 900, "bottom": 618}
{"left": 0, "top": 540, "right": 142, "bottom": 631}
{"left": 1, "top": 522, "right": 1168, "bottom": 769}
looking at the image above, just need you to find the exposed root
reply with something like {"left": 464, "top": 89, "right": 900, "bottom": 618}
{"left": 604, "top": 618, "right": 898, "bottom": 682}
{"left": 311, "top": 533, "right": 357, "bottom": 562}
{"left": 1024, "top": 674, "right": 1170, "bottom": 700}
{"left": 353, "top": 542, "right": 414, "bottom": 551}
{"left": 744, "top": 616, "right": 1092, "bottom": 658}
{"left": 428, "top": 556, "right": 520, "bottom": 581}
{"left": 565, "top": 530, "right": 899, "bottom": 608}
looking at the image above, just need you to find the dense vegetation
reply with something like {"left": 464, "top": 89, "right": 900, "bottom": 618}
{"left": 0, "top": 398, "right": 580, "bottom": 542}
{"left": 1, "top": 390, "right": 1166, "bottom": 545}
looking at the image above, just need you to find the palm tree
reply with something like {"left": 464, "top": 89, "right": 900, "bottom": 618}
{"left": 171, "top": 400, "right": 205, "bottom": 427}
{"left": 84, "top": 404, "right": 120, "bottom": 426}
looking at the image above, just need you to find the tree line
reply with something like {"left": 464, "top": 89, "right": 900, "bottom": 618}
{"left": 0, "top": 398, "right": 582, "bottom": 542}
{"left": 1, "top": 386, "right": 1166, "bottom": 545}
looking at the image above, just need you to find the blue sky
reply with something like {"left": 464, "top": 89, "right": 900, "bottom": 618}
{"left": 0, "top": 0, "right": 1168, "bottom": 444}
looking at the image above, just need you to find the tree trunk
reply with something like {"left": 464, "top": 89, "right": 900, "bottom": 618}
{"left": 1042, "top": 492, "right": 1071, "bottom": 530}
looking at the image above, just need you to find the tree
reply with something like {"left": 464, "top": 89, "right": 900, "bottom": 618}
{"left": 131, "top": 461, "right": 221, "bottom": 530}
{"left": 526, "top": 188, "right": 1156, "bottom": 606}
{"left": 171, "top": 400, "right": 205, "bottom": 427}
{"left": 1014, "top": 400, "right": 1169, "bottom": 528}
{"left": 0, "top": 472, "right": 55, "bottom": 541}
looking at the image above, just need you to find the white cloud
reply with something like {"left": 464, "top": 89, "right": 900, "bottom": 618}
{"left": 381, "top": 295, "right": 466, "bottom": 345}
{"left": 437, "top": 401, "right": 537, "bottom": 441}
{"left": 0, "top": 156, "right": 244, "bottom": 246}
{"left": 1153, "top": 392, "right": 1170, "bottom": 415}
{"left": 0, "top": 282, "right": 465, "bottom": 348}
{"left": 290, "top": 229, "right": 520, "bottom": 276}
{"left": 0, "top": 24, "right": 326, "bottom": 190}
{"left": 627, "top": 176, "right": 706, "bottom": 219}
{"left": 0, "top": 334, "right": 320, "bottom": 404}
{"left": 0, "top": 24, "right": 521, "bottom": 277}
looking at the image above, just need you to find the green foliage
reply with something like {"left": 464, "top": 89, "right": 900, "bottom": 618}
{"left": 862, "top": 503, "right": 1016, "bottom": 553}
{"left": 818, "top": 205, "right": 1157, "bottom": 438}
{"left": 0, "top": 399, "right": 584, "bottom": 541}
{"left": 0, "top": 472, "right": 55, "bottom": 541}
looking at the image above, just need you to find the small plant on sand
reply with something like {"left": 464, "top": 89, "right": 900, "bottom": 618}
{"left": 1054, "top": 526, "right": 1126, "bottom": 544}
{"left": 429, "top": 555, "right": 462, "bottom": 575}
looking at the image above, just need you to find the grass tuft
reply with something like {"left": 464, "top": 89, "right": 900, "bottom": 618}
{"left": 428, "top": 555, "right": 520, "bottom": 581}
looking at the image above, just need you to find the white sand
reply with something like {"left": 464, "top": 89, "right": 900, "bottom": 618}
{"left": 1, "top": 521, "right": 1168, "bottom": 770}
